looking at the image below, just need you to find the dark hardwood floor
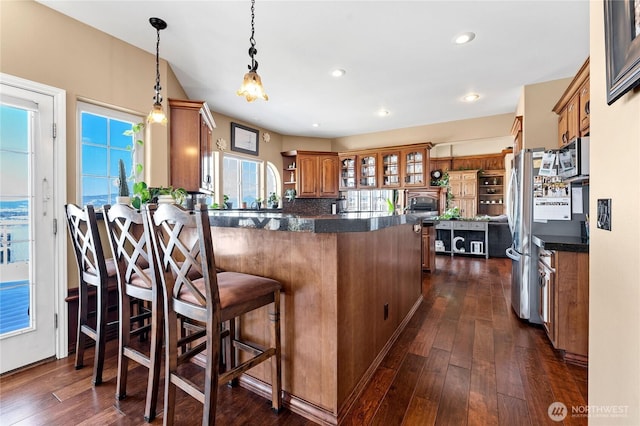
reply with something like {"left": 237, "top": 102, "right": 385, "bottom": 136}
{"left": 0, "top": 256, "right": 587, "bottom": 425}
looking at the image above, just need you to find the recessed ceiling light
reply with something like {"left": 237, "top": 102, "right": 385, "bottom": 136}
{"left": 378, "top": 110, "right": 390, "bottom": 117}
{"left": 454, "top": 32, "right": 476, "bottom": 45}
{"left": 331, "top": 69, "right": 346, "bottom": 77}
{"left": 463, "top": 93, "right": 480, "bottom": 102}
{"left": 312, "top": 123, "right": 320, "bottom": 127}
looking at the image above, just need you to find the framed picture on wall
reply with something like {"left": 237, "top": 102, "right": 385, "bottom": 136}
{"left": 231, "top": 122, "right": 259, "bottom": 156}
{"left": 604, "top": 0, "right": 640, "bottom": 105}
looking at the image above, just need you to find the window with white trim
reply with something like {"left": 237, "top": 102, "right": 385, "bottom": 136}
{"left": 77, "top": 102, "right": 143, "bottom": 206}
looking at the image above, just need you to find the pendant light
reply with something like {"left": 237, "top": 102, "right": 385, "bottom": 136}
{"left": 237, "top": 0, "right": 268, "bottom": 102}
{"left": 148, "top": 17, "right": 168, "bottom": 125}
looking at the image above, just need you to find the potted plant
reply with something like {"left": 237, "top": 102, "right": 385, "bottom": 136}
{"left": 115, "top": 158, "right": 131, "bottom": 205}
{"left": 268, "top": 192, "right": 279, "bottom": 209}
{"left": 123, "top": 122, "right": 145, "bottom": 183}
{"left": 254, "top": 197, "right": 263, "bottom": 210}
{"left": 223, "top": 194, "right": 232, "bottom": 209}
{"left": 284, "top": 188, "right": 296, "bottom": 203}
{"left": 154, "top": 186, "right": 188, "bottom": 205}
{"left": 131, "top": 183, "right": 188, "bottom": 208}
{"left": 132, "top": 181, "right": 152, "bottom": 209}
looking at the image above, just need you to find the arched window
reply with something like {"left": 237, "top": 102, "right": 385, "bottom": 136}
{"left": 266, "top": 161, "right": 280, "bottom": 199}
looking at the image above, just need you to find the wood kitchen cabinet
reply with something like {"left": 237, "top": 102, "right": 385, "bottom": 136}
{"left": 402, "top": 146, "right": 429, "bottom": 187}
{"left": 339, "top": 154, "right": 357, "bottom": 190}
{"left": 539, "top": 249, "right": 589, "bottom": 366}
{"left": 478, "top": 170, "right": 505, "bottom": 216}
{"left": 379, "top": 150, "right": 401, "bottom": 188}
{"left": 553, "top": 57, "right": 589, "bottom": 147}
{"left": 422, "top": 224, "right": 436, "bottom": 272}
{"left": 358, "top": 153, "right": 378, "bottom": 188}
{"left": 338, "top": 142, "right": 432, "bottom": 190}
{"left": 281, "top": 151, "right": 339, "bottom": 198}
{"left": 448, "top": 170, "right": 478, "bottom": 217}
{"left": 168, "top": 99, "right": 215, "bottom": 193}
{"left": 579, "top": 79, "right": 590, "bottom": 136}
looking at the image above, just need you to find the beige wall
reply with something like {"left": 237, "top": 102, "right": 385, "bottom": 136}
{"left": 589, "top": 2, "right": 640, "bottom": 423}
{"left": 333, "top": 113, "right": 514, "bottom": 152}
{"left": 520, "top": 77, "right": 572, "bottom": 150}
{"left": 0, "top": 0, "right": 187, "bottom": 193}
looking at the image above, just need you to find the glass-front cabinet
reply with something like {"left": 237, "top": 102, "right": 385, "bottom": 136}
{"left": 379, "top": 151, "right": 401, "bottom": 188}
{"left": 402, "top": 147, "right": 427, "bottom": 187}
{"left": 339, "top": 155, "right": 357, "bottom": 190}
{"left": 359, "top": 154, "right": 377, "bottom": 188}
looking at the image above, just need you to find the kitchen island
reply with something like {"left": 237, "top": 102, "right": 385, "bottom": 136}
{"left": 207, "top": 211, "right": 423, "bottom": 424}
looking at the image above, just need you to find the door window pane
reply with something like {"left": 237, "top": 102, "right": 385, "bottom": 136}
{"left": 0, "top": 104, "right": 31, "bottom": 334}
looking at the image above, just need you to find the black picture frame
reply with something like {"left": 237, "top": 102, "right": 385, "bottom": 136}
{"left": 604, "top": 0, "right": 640, "bottom": 105}
{"left": 230, "top": 122, "right": 259, "bottom": 156}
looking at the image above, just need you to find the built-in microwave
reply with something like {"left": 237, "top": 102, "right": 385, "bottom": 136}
{"left": 557, "top": 137, "right": 590, "bottom": 179}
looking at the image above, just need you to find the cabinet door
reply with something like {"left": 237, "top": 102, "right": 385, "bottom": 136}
{"left": 451, "top": 198, "right": 476, "bottom": 217}
{"left": 379, "top": 151, "right": 401, "bottom": 188}
{"left": 298, "top": 155, "right": 318, "bottom": 197}
{"left": 200, "top": 113, "right": 213, "bottom": 192}
{"left": 579, "top": 79, "right": 590, "bottom": 136}
{"left": 462, "top": 180, "right": 476, "bottom": 197}
{"left": 462, "top": 198, "right": 477, "bottom": 218}
{"left": 359, "top": 155, "right": 377, "bottom": 188}
{"left": 422, "top": 226, "right": 436, "bottom": 271}
{"left": 566, "top": 93, "right": 579, "bottom": 143}
{"left": 402, "top": 148, "right": 426, "bottom": 187}
{"left": 557, "top": 107, "right": 568, "bottom": 147}
{"left": 169, "top": 100, "right": 203, "bottom": 192}
{"left": 319, "top": 155, "right": 339, "bottom": 197}
{"left": 339, "top": 155, "right": 357, "bottom": 190}
{"left": 449, "top": 181, "right": 463, "bottom": 198}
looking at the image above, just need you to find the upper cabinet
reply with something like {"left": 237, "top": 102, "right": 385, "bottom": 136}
{"left": 358, "top": 153, "right": 378, "bottom": 189}
{"left": 401, "top": 146, "right": 429, "bottom": 187}
{"left": 282, "top": 151, "right": 339, "bottom": 198}
{"left": 339, "top": 155, "right": 357, "bottom": 190}
{"left": 338, "top": 142, "right": 432, "bottom": 191}
{"left": 553, "top": 57, "right": 589, "bottom": 147}
{"left": 168, "top": 99, "right": 216, "bottom": 193}
{"left": 511, "top": 116, "right": 523, "bottom": 155}
{"left": 379, "top": 150, "right": 401, "bottom": 188}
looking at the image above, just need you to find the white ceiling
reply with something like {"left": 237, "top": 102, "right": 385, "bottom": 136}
{"left": 37, "top": 0, "right": 590, "bottom": 139}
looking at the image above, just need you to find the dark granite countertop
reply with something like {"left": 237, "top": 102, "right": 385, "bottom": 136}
{"left": 532, "top": 234, "right": 589, "bottom": 253}
{"left": 207, "top": 210, "right": 422, "bottom": 233}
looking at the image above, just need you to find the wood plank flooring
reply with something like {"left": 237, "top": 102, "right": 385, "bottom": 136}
{"left": 0, "top": 256, "right": 587, "bottom": 425}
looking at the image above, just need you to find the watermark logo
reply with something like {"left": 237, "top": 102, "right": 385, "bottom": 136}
{"left": 548, "top": 402, "right": 568, "bottom": 422}
{"left": 548, "top": 402, "right": 629, "bottom": 420}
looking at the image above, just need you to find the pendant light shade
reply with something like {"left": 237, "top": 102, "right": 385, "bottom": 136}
{"left": 237, "top": 0, "right": 268, "bottom": 102}
{"left": 148, "top": 17, "right": 168, "bottom": 125}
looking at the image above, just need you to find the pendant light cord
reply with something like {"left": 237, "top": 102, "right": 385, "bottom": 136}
{"left": 154, "top": 27, "right": 162, "bottom": 104}
{"left": 248, "top": 0, "right": 258, "bottom": 72}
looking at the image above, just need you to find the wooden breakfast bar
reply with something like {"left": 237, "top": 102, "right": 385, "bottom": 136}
{"left": 207, "top": 211, "right": 423, "bottom": 425}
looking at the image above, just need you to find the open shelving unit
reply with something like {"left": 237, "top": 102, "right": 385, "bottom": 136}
{"left": 478, "top": 170, "right": 505, "bottom": 216}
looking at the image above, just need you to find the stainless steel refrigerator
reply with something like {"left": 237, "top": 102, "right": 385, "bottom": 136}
{"left": 505, "top": 149, "right": 580, "bottom": 324}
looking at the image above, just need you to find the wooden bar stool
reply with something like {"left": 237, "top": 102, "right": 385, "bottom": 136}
{"left": 144, "top": 203, "right": 282, "bottom": 425}
{"left": 65, "top": 203, "right": 118, "bottom": 385}
{"left": 103, "top": 203, "right": 162, "bottom": 422}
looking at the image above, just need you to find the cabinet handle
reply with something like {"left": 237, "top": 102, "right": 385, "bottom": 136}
{"left": 585, "top": 100, "right": 590, "bottom": 115}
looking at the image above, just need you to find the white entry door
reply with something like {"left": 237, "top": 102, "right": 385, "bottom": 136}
{"left": 0, "top": 79, "right": 60, "bottom": 373}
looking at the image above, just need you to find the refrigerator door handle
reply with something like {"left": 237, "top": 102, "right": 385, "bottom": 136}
{"left": 506, "top": 246, "right": 521, "bottom": 261}
{"left": 506, "top": 169, "right": 518, "bottom": 236}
